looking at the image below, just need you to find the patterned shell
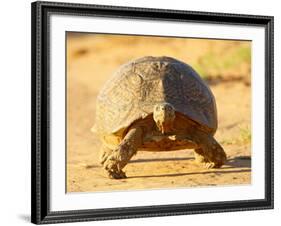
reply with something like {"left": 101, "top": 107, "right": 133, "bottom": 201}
{"left": 95, "top": 56, "right": 217, "bottom": 135}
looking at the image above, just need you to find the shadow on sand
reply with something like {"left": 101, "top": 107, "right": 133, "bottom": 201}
{"left": 129, "top": 169, "right": 251, "bottom": 179}
{"left": 130, "top": 157, "right": 193, "bottom": 163}
{"left": 128, "top": 155, "right": 251, "bottom": 179}
{"left": 226, "top": 156, "right": 251, "bottom": 168}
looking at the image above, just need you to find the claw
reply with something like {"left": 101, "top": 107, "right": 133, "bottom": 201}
{"left": 107, "top": 170, "right": 127, "bottom": 179}
{"left": 194, "top": 142, "right": 227, "bottom": 169}
{"left": 204, "top": 162, "right": 215, "bottom": 169}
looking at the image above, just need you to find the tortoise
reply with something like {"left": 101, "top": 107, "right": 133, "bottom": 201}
{"left": 92, "top": 56, "right": 227, "bottom": 179}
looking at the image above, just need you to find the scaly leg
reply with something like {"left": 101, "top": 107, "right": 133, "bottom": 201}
{"left": 193, "top": 131, "right": 227, "bottom": 169}
{"left": 99, "top": 145, "right": 113, "bottom": 165}
{"left": 103, "top": 126, "right": 144, "bottom": 179}
{"left": 194, "top": 148, "right": 208, "bottom": 164}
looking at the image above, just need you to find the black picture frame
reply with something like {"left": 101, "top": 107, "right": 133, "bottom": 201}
{"left": 31, "top": 1, "right": 274, "bottom": 224}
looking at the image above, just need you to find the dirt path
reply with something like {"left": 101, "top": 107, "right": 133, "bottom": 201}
{"left": 66, "top": 34, "right": 251, "bottom": 192}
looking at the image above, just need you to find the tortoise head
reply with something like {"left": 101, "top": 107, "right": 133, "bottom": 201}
{"left": 153, "top": 102, "right": 175, "bottom": 134}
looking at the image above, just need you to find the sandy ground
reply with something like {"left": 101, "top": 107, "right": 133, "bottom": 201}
{"left": 66, "top": 34, "right": 251, "bottom": 192}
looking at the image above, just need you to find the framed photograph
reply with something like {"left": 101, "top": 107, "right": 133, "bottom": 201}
{"left": 31, "top": 1, "right": 274, "bottom": 224}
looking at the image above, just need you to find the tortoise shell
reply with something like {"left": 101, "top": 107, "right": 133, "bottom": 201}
{"left": 95, "top": 56, "right": 217, "bottom": 135}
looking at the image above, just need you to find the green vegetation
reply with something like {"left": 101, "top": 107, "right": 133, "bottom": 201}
{"left": 239, "top": 126, "right": 251, "bottom": 144}
{"left": 221, "top": 126, "right": 251, "bottom": 146}
{"left": 193, "top": 43, "right": 251, "bottom": 80}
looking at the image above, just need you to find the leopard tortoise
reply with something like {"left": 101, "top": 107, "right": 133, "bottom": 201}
{"left": 92, "top": 56, "right": 227, "bottom": 179}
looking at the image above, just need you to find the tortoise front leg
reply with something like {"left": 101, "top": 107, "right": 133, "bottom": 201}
{"left": 99, "top": 145, "right": 113, "bottom": 166}
{"left": 192, "top": 130, "right": 227, "bottom": 169}
{"left": 194, "top": 148, "right": 208, "bottom": 164}
{"left": 103, "top": 126, "right": 144, "bottom": 179}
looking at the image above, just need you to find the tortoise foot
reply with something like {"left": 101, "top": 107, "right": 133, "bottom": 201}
{"left": 106, "top": 170, "right": 127, "bottom": 179}
{"left": 207, "top": 145, "right": 227, "bottom": 168}
{"left": 102, "top": 146, "right": 131, "bottom": 179}
{"left": 194, "top": 145, "right": 227, "bottom": 169}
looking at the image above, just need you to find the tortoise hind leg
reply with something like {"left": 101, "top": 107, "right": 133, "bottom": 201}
{"left": 103, "top": 126, "right": 144, "bottom": 179}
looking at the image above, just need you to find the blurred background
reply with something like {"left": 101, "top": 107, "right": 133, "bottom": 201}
{"left": 66, "top": 33, "right": 251, "bottom": 192}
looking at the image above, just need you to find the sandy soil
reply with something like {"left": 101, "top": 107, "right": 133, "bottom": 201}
{"left": 66, "top": 34, "right": 251, "bottom": 192}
